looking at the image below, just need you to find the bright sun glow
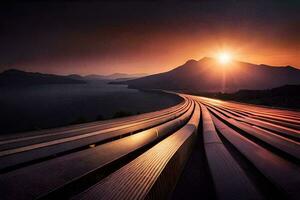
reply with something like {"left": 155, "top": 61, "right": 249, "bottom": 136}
{"left": 217, "top": 52, "right": 232, "bottom": 64}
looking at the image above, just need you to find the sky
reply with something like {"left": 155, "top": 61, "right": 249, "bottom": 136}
{"left": 1, "top": 0, "right": 300, "bottom": 75}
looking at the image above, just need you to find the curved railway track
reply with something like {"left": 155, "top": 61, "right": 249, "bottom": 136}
{"left": 0, "top": 92, "right": 299, "bottom": 200}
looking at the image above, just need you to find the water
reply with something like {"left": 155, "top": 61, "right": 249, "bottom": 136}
{"left": 0, "top": 81, "right": 181, "bottom": 134}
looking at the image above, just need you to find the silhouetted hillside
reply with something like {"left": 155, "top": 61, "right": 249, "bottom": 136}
{"left": 85, "top": 73, "right": 148, "bottom": 80}
{"left": 125, "top": 57, "right": 300, "bottom": 92}
{"left": 67, "top": 74, "right": 85, "bottom": 80}
{"left": 0, "top": 69, "right": 86, "bottom": 86}
{"left": 0, "top": 69, "right": 149, "bottom": 86}
{"left": 193, "top": 85, "right": 300, "bottom": 109}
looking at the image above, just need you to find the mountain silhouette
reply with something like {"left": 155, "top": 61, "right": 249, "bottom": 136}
{"left": 0, "top": 69, "right": 148, "bottom": 86}
{"left": 202, "top": 84, "right": 300, "bottom": 109}
{"left": 85, "top": 73, "right": 148, "bottom": 80}
{"left": 125, "top": 57, "right": 300, "bottom": 92}
{"left": 0, "top": 69, "right": 86, "bottom": 86}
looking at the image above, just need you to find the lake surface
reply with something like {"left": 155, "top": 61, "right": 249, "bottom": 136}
{"left": 0, "top": 81, "right": 182, "bottom": 134}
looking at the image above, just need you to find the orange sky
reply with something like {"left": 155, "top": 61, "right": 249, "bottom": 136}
{"left": 19, "top": 30, "right": 299, "bottom": 75}
{"left": 47, "top": 32, "right": 299, "bottom": 75}
{"left": 1, "top": 1, "right": 299, "bottom": 75}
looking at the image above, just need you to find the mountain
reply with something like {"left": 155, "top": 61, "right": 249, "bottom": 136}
{"left": 0, "top": 69, "right": 148, "bottom": 87}
{"left": 106, "top": 73, "right": 148, "bottom": 80}
{"left": 197, "top": 84, "right": 300, "bottom": 109}
{"left": 0, "top": 69, "right": 86, "bottom": 86}
{"left": 85, "top": 73, "right": 148, "bottom": 80}
{"left": 67, "top": 74, "right": 85, "bottom": 80}
{"left": 125, "top": 57, "right": 300, "bottom": 92}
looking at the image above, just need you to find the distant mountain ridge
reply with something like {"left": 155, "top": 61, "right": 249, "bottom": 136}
{"left": 0, "top": 69, "right": 148, "bottom": 86}
{"left": 196, "top": 84, "right": 300, "bottom": 109}
{"left": 83, "top": 73, "right": 148, "bottom": 80}
{"left": 125, "top": 57, "right": 300, "bottom": 92}
{"left": 0, "top": 69, "right": 86, "bottom": 86}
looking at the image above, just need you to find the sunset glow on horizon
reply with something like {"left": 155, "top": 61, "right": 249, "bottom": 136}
{"left": 1, "top": 1, "right": 300, "bottom": 75}
{"left": 217, "top": 52, "right": 232, "bottom": 65}
{"left": 1, "top": 2, "right": 300, "bottom": 198}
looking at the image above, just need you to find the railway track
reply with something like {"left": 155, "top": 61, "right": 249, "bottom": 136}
{"left": 0, "top": 93, "right": 299, "bottom": 200}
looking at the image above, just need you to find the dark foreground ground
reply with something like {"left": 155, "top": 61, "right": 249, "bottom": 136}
{"left": 0, "top": 81, "right": 182, "bottom": 134}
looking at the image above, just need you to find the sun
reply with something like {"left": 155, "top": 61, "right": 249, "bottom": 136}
{"left": 217, "top": 52, "right": 232, "bottom": 64}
